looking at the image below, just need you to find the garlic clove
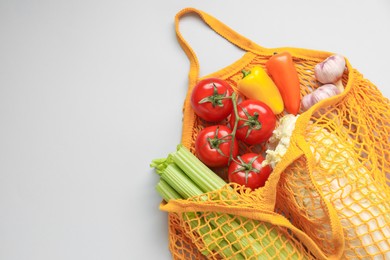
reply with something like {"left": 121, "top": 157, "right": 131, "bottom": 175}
{"left": 301, "top": 84, "right": 341, "bottom": 111}
{"left": 314, "top": 54, "right": 346, "bottom": 85}
{"left": 317, "top": 84, "right": 341, "bottom": 97}
{"left": 334, "top": 80, "right": 345, "bottom": 92}
{"left": 301, "top": 94, "right": 313, "bottom": 111}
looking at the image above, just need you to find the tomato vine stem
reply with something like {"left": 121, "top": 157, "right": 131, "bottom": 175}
{"left": 228, "top": 92, "right": 240, "bottom": 165}
{"left": 225, "top": 92, "right": 262, "bottom": 166}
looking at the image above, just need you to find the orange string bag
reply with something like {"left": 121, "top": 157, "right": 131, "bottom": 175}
{"left": 159, "top": 7, "right": 390, "bottom": 260}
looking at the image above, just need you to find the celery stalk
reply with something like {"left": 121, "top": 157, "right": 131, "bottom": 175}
{"left": 169, "top": 145, "right": 302, "bottom": 259}
{"left": 171, "top": 145, "right": 226, "bottom": 192}
{"left": 156, "top": 180, "right": 181, "bottom": 201}
{"left": 152, "top": 145, "right": 303, "bottom": 259}
{"left": 155, "top": 179, "right": 242, "bottom": 259}
{"left": 156, "top": 161, "right": 265, "bottom": 258}
{"left": 183, "top": 212, "right": 242, "bottom": 259}
{"left": 160, "top": 164, "right": 204, "bottom": 198}
{"left": 245, "top": 220, "right": 299, "bottom": 259}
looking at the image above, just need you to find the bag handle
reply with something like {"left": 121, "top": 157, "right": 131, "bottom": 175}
{"left": 175, "top": 7, "right": 264, "bottom": 87}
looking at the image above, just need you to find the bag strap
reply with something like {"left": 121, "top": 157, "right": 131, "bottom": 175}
{"left": 175, "top": 7, "right": 264, "bottom": 86}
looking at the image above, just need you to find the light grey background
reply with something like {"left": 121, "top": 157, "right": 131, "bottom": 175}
{"left": 0, "top": 1, "right": 389, "bottom": 259}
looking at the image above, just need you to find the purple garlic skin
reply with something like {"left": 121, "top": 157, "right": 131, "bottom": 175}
{"left": 314, "top": 54, "right": 346, "bottom": 84}
{"left": 301, "top": 84, "right": 341, "bottom": 111}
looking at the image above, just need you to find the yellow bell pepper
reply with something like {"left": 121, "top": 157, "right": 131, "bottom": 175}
{"left": 237, "top": 66, "right": 284, "bottom": 114}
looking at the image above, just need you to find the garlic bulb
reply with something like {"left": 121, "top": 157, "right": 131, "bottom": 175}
{"left": 314, "top": 54, "right": 346, "bottom": 91}
{"left": 301, "top": 84, "right": 341, "bottom": 111}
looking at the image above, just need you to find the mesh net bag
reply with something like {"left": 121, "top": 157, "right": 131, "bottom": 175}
{"left": 159, "top": 7, "right": 390, "bottom": 259}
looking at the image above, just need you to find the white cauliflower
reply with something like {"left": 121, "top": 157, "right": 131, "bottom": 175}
{"left": 263, "top": 114, "right": 299, "bottom": 168}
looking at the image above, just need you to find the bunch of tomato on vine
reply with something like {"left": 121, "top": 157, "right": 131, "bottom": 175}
{"left": 190, "top": 78, "right": 275, "bottom": 190}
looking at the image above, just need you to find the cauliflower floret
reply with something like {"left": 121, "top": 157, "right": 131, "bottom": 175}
{"left": 263, "top": 114, "right": 299, "bottom": 168}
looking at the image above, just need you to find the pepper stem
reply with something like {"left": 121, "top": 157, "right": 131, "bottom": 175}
{"left": 241, "top": 70, "right": 251, "bottom": 79}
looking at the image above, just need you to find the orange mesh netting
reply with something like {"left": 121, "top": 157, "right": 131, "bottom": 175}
{"left": 159, "top": 7, "right": 390, "bottom": 259}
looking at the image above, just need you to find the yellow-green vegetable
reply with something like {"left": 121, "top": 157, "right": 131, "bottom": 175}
{"left": 151, "top": 145, "right": 303, "bottom": 259}
{"left": 237, "top": 66, "right": 284, "bottom": 114}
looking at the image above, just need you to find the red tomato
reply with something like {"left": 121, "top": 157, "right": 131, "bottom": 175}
{"left": 230, "top": 99, "right": 276, "bottom": 145}
{"left": 195, "top": 125, "right": 238, "bottom": 167}
{"left": 228, "top": 153, "right": 272, "bottom": 190}
{"left": 191, "top": 78, "right": 234, "bottom": 122}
